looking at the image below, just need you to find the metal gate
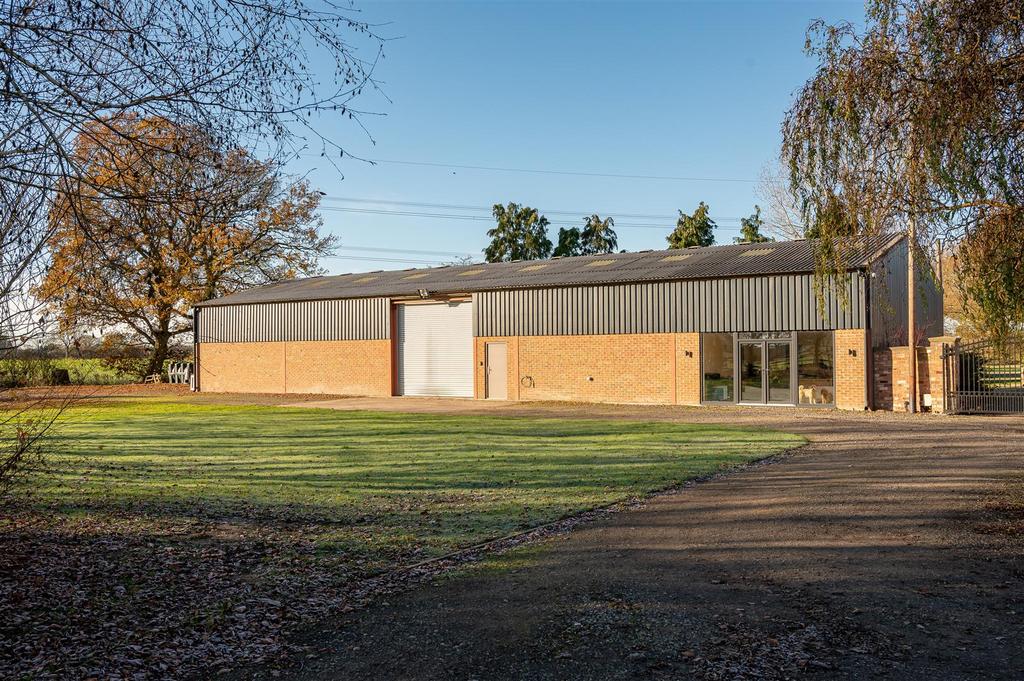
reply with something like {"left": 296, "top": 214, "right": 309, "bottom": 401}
{"left": 942, "top": 337, "right": 1024, "bottom": 414}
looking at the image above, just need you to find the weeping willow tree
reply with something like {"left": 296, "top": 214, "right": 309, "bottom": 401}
{"left": 782, "top": 0, "right": 1024, "bottom": 340}
{"left": 783, "top": 0, "right": 1024, "bottom": 410}
{"left": 956, "top": 211, "right": 1024, "bottom": 341}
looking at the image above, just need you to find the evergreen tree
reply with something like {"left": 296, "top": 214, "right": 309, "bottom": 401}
{"left": 667, "top": 202, "right": 716, "bottom": 249}
{"left": 734, "top": 206, "right": 774, "bottom": 243}
{"left": 553, "top": 215, "right": 619, "bottom": 257}
{"left": 553, "top": 227, "right": 582, "bottom": 258}
{"left": 484, "top": 203, "right": 552, "bottom": 262}
{"left": 580, "top": 214, "right": 618, "bottom": 254}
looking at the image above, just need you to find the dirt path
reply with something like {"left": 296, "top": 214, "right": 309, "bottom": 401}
{"left": 249, "top": 402, "right": 1024, "bottom": 681}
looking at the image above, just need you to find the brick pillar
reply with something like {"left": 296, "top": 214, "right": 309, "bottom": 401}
{"left": 872, "top": 347, "right": 896, "bottom": 410}
{"left": 885, "top": 346, "right": 912, "bottom": 411}
{"left": 872, "top": 337, "right": 958, "bottom": 413}
{"left": 922, "top": 335, "right": 957, "bottom": 413}
{"left": 834, "top": 329, "right": 868, "bottom": 410}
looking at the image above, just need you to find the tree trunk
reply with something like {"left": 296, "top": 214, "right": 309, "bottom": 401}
{"left": 146, "top": 330, "right": 171, "bottom": 379}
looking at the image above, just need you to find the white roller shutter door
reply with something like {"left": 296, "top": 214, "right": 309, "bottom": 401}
{"left": 397, "top": 302, "right": 474, "bottom": 397}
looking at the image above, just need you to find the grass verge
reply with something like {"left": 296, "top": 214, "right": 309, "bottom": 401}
{"left": 1, "top": 400, "right": 803, "bottom": 678}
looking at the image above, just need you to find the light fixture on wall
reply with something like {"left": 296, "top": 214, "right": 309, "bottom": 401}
{"left": 849, "top": 348, "right": 857, "bottom": 357}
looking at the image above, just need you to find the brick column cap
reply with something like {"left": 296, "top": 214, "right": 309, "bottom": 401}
{"left": 927, "top": 335, "right": 958, "bottom": 346}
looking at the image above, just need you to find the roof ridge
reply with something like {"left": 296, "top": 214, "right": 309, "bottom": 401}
{"left": 196, "top": 236, "right": 890, "bottom": 308}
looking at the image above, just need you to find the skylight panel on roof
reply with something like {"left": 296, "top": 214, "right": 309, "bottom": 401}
{"left": 660, "top": 254, "right": 692, "bottom": 262}
{"left": 402, "top": 272, "right": 430, "bottom": 280}
{"left": 352, "top": 276, "right": 379, "bottom": 284}
{"left": 458, "top": 268, "right": 486, "bottom": 277}
{"left": 585, "top": 259, "right": 616, "bottom": 267}
{"left": 517, "top": 264, "right": 548, "bottom": 272}
{"left": 739, "top": 248, "right": 777, "bottom": 257}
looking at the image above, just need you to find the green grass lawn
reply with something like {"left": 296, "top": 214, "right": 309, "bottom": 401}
{"left": 2, "top": 400, "right": 803, "bottom": 677}
{"left": 32, "top": 401, "right": 803, "bottom": 560}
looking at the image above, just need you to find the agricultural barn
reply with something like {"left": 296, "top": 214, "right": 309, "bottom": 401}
{"left": 193, "top": 236, "right": 943, "bottom": 410}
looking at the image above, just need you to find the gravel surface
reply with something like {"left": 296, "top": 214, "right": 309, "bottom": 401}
{"left": 241, "top": 400, "right": 1024, "bottom": 681}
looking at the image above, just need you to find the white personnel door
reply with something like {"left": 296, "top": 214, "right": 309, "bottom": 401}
{"left": 396, "top": 301, "right": 474, "bottom": 397}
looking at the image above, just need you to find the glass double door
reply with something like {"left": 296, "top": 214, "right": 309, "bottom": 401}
{"left": 738, "top": 340, "right": 793, "bottom": 404}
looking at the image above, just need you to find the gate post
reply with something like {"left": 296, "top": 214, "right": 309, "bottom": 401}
{"left": 947, "top": 342, "right": 956, "bottom": 414}
{"left": 941, "top": 343, "right": 949, "bottom": 413}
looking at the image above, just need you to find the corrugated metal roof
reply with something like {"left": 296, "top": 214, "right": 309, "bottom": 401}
{"left": 197, "top": 234, "right": 902, "bottom": 307}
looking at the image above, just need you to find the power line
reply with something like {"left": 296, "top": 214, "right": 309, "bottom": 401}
{"left": 318, "top": 205, "right": 744, "bottom": 229}
{"left": 322, "top": 254, "right": 448, "bottom": 266}
{"left": 320, "top": 195, "right": 748, "bottom": 221}
{"left": 336, "top": 244, "right": 474, "bottom": 258}
{"left": 318, "top": 204, "right": 660, "bottom": 227}
{"left": 300, "top": 155, "right": 758, "bottom": 184}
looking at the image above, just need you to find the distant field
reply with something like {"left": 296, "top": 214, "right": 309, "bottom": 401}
{"left": 0, "top": 357, "right": 145, "bottom": 386}
{"left": 2, "top": 400, "right": 803, "bottom": 678}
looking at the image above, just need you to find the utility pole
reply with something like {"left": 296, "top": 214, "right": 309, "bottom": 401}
{"left": 907, "top": 219, "right": 917, "bottom": 413}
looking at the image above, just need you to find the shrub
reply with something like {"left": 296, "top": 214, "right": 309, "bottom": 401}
{"left": 0, "top": 359, "right": 56, "bottom": 389}
{"left": 0, "top": 358, "right": 145, "bottom": 387}
{"left": 0, "top": 411, "right": 49, "bottom": 496}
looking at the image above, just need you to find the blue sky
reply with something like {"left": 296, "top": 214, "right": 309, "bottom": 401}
{"left": 290, "top": 0, "right": 863, "bottom": 274}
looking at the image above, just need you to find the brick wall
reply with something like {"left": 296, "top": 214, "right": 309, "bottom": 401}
{"left": 284, "top": 340, "right": 391, "bottom": 396}
{"left": 834, "top": 329, "right": 868, "bottom": 410}
{"left": 515, "top": 333, "right": 676, "bottom": 404}
{"left": 473, "top": 333, "right": 702, "bottom": 406}
{"left": 200, "top": 333, "right": 693, "bottom": 404}
{"left": 199, "top": 329, "right": 929, "bottom": 412}
{"left": 873, "top": 336, "right": 954, "bottom": 412}
{"left": 675, "top": 333, "right": 702, "bottom": 406}
{"left": 199, "top": 342, "right": 286, "bottom": 393}
{"left": 198, "top": 340, "right": 391, "bottom": 396}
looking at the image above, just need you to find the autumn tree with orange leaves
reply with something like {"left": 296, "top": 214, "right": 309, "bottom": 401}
{"left": 37, "top": 116, "right": 335, "bottom": 377}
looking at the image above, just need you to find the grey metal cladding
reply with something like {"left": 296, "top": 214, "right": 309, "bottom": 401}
{"left": 197, "top": 297, "right": 390, "bottom": 343}
{"left": 196, "top": 235, "right": 901, "bottom": 307}
{"left": 473, "top": 273, "right": 865, "bottom": 337}
{"left": 869, "top": 239, "right": 943, "bottom": 348}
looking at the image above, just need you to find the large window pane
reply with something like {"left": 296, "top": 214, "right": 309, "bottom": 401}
{"left": 797, "top": 331, "right": 834, "bottom": 405}
{"left": 740, "top": 342, "right": 764, "bottom": 402}
{"left": 702, "top": 333, "right": 734, "bottom": 402}
{"left": 767, "top": 341, "right": 791, "bottom": 403}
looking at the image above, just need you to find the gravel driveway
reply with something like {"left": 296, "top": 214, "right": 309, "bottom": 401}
{"left": 250, "top": 401, "right": 1024, "bottom": 680}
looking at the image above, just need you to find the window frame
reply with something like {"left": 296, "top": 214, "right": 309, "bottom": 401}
{"left": 700, "top": 332, "right": 738, "bottom": 404}
{"left": 699, "top": 331, "right": 838, "bottom": 408}
{"left": 794, "top": 330, "right": 837, "bottom": 408}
